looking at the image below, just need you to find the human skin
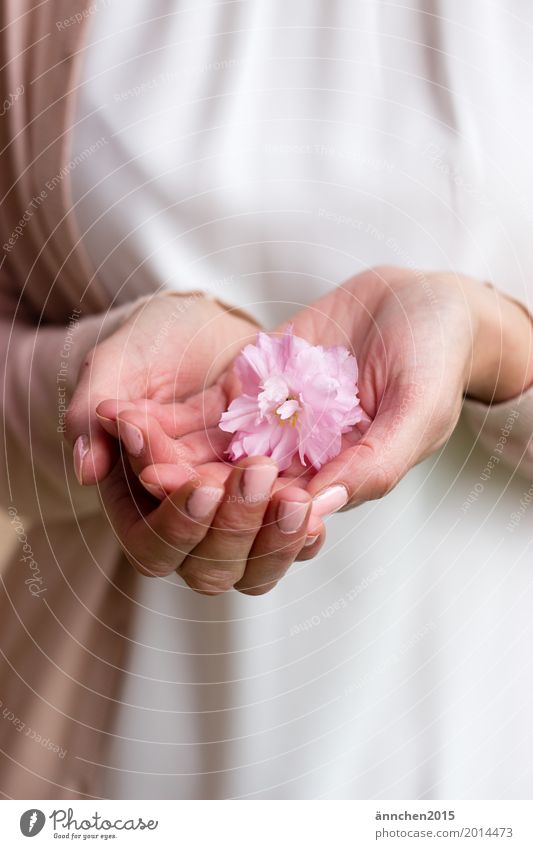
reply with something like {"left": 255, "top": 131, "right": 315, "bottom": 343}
{"left": 66, "top": 294, "right": 322, "bottom": 594}
{"left": 73, "top": 266, "right": 533, "bottom": 595}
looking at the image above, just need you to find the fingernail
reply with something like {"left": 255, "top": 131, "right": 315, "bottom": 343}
{"left": 119, "top": 421, "right": 144, "bottom": 456}
{"left": 277, "top": 500, "right": 308, "bottom": 534}
{"left": 73, "top": 435, "right": 89, "bottom": 485}
{"left": 241, "top": 464, "right": 278, "bottom": 504}
{"left": 95, "top": 410, "right": 116, "bottom": 426}
{"left": 304, "top": 535, "right": 319, "bottom": 547}
{"left": 96, "top": 400, "right": 134, "bottom": 422}
{"left": 95, "top": 410, "right": 118, "bottom": 436}
{"left": 143, "top": 482, "right": 167, "bottom": 500}
{"left": 186, "top": 485, "right": 224, "bottom": 519}
{"left": 312, "top": 484, "right": 348, "bottom": 517}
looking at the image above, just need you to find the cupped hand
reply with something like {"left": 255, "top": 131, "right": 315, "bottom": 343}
{"left": 290, "top": 264, "right": 533, "bottom": 511}
{"left": 95, "top": 404, "right": 323, "bottom": 594}
{"left": 65, "top": 293, "right": 257, "bottom": 485}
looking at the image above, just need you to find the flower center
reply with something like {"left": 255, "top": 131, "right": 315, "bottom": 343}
{"left": 275, "top": 397, "right": 300, "bottom": 427}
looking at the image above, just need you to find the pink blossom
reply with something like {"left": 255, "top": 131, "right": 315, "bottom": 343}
{"left": 219, "top": 327, "right": 367, "bottom": 471}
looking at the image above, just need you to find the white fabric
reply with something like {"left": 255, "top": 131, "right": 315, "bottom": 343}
{"left": 72, "top": 0, "right": 533, "bottom": 799}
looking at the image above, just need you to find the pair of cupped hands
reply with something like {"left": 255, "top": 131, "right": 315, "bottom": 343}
{"left": 66, "top": 265, "right": 533, "bottom": 595}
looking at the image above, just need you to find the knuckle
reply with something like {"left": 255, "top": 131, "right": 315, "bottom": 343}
{"left": 165, "top": 527, "right": 202, "bottom": 550}
{"left": 213, "top": 511, "right": 261, "bottom": 538}
{"left": 124, "top": 550, "right": 171, "bottom": 578}
{"left": 156, "top": 516, "right": 205, "bottom": 550}
{"left": 180, "top": 564, "right": 236, "bottom": 595}
{"left": 372, "top": 464, "right": 400, "bottom": 500}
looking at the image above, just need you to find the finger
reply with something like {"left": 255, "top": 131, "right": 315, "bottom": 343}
{"left": 307, "top": 384, "right": 433, "bottom": 516}
{"left": 96, "top": 384, "right": 228, "bottom": 438}
{"left": 295, "top": 517, "right": 326, "bottom": 560}
{"left": 178, "top": 457, "right": 278, "bottom": 594}
{"left": 65, "top": 347, "right": 122, "bottom": 485}
{"left": 100, "top": 461, "right": 225, "bottom": 578}
{"left": 234, "top": 485, "right": 312, "bottom": 595}
{"left": 112, "top": 409, "right": 229, "bottom": 477}
{"left": 139, "top": 461, "right": 231, "bottom": 500}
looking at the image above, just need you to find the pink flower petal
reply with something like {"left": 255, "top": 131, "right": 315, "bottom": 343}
{"left": 219, "top": 327, "right": 369, "bottom": 471}
{"left": 219, "top": 395, "right": 258, "bottom": 432}
{"left": 276, "top": 399, "right": 300, "bottom": 420}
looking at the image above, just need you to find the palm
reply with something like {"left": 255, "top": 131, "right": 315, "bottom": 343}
{"left": 284, "top": 266, "right": 473, "bottom": 501}
{"left": 67, "top": 294, "right": 258, "bottom": 485}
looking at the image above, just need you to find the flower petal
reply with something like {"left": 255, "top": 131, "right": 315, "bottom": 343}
{"left": 219, "top": 395, "right": 258, "bottom": 433}
{"left": 219, "top": 326, "right": 369, "bottom": 471}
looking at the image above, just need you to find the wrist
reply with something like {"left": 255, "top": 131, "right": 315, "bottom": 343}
{"left": 125, "top": 289, "right": 261, "bottom": 330}
{"left": 467, "top": 281, "right": 533, "bottom": 403}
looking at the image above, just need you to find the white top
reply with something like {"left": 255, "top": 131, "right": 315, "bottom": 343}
{"left": 72, "top": 0, "right": 533, "bottom": 799}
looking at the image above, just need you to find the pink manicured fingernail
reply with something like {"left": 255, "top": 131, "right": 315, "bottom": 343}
{"left": 143, "top": 482, "right": 167, "bottom": 500}
{"left": 277, "top": 500, "right": 308, "bottom": 534}
{"left": 186, "top": 485, "right": 224, "bottom": 519}
{"left": 96, "top": 400, "right": 135, "bottom": 422}
{"left": 95, "top": 410, "right": 115, "bottom": 424}
{"left": 304, "top": 535, "right": 319, "bottom": 547}
{"left": 119, "top": 421, "right": 144, "bottom": 456}
{"left": 241, "top": 465, "right": 278, "bottom": 504}
{"left": 95, "top": 410, "right": 118, "bottom": 437}
{"left": 312, "top": 485, "right": 348, "bottom": 517}
{"left": 73, "top": 435, "right": 89, "bottom": 485}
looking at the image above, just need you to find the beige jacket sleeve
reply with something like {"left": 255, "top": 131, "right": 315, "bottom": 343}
{"left": 463, "top": 387, "right": 533, "bottom": 480}
{"left": 462, "top": 290, "right": 533, "bottom": 480}
{"left": 0, "top": 299, "right": 145, "bottom": 523}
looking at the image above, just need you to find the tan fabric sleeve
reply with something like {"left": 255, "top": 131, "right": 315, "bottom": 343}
{"left": 0, "top": 297, "right": 150, "bottom": 523}
{"left": 462, "top": 287, "right": 533, "bottom": 479}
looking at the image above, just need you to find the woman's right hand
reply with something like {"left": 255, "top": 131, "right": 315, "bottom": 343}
{"left": 65, "top": 292, "right": 257, "bottom": 485}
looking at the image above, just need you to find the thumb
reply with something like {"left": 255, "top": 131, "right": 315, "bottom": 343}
{"left": 63, "top": 300, "right": 149, "bottom": 485}
{"left": 65, "top": 343, "right": 124, "bottom": 486}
